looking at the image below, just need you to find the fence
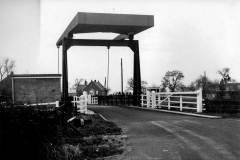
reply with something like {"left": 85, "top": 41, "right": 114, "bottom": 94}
{"left": 97, "top": 95, "right": 135, "bottom": 106}
{"left": 72, "top": 94, "right": 88, "bottom": 113}
{"left": 72, "top": 95, "right": 98, "bottom": 105}
{"left": 88, "top": 95, "right": 98, "bottom": 105}
{"left": 141, "top": 88, "right": 203, "bottom": 113}
{"left": 204, "top": 90, "right": 240, "bottom": 113}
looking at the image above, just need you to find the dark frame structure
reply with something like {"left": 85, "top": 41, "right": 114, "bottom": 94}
{"left": 56, "top": 12, "right": 154, "bottom": 110}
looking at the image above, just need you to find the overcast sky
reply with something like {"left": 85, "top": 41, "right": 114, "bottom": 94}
{"left": 1, "top": 0, "right": 240, "bottom": 92}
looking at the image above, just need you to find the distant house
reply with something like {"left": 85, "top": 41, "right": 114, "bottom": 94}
{"left": 76, "top": 80, "right": 107, "bottom": 96}
{"left": 142, "top": 86, "right": 161, "bottom": 93}
{"left": 0, "top": 73, "right": 61, "bottom": 104}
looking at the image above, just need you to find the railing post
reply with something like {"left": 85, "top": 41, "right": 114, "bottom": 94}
{"left": 158, "top": 94, "right": 161, "bottom": 108}
{"left": 146, "top": 91, "right": 150, "bottom": 108}
{"left": 197, "top": 88, "right": 203, "bottom": 113}
{"left": 168, "top": 96, "right": 170, "bottom": 110}
{"left": 141, "top": 94, "right": 143, "bottom": 107}
{"left": 56, "top": 101, "right": 59, "bottom": 107}
{"left": 180, "top": 95, "right": 183, "bottom": 112}
{"left": 152, "top": 91, "right": 156, "bottom": 108}
{"left": 73, "top": 96, "right": 76, "bottom": 107}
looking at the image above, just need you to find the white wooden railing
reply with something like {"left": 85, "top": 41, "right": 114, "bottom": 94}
{"left": 25, "top": 101, "right": 60, "bottom": 107}
{"left": 72, "top": 94, "right": 88, "bottom": 113}
{"left": 89, "top": 96, "right": 98, "bottom": 105}
{"left": 141, "top": 88, "right": 203, "bottom": 113}
{"left": 72, "top": 94, "right": 98, "bottom": 113}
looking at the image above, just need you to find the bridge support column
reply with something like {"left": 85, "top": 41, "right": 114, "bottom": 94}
{"left": 62, "top": 39, "right": 68, "bottom": 103}
{"left": 62, "top": 38, "right": 73, "bottom": 116}
{"left": 130, "top": 41, "right": 141, "bottom": 106}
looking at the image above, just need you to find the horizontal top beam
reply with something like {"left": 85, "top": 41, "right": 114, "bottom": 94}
{"left": 64, "top": 38, "right": 138, "bottom": 50}
{"left": 57, "top": 12, "right": 154, "bottom": 46}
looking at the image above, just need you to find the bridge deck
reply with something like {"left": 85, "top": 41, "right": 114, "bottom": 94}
{"left": 56, "top": 12, "right": 154, "bottom": 46}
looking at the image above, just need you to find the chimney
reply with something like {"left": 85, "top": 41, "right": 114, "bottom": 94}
{"left": 84, "top": 80, "right": 87, "bottom": 86}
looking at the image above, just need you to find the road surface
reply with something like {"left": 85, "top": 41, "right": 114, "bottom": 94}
{"left": 89, "top": 105, "right": 240, "bottom": 160}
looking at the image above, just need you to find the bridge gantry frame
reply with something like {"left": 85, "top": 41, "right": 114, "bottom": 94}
{"left": 56, "top": 12, "right": 154, "bottom": 112}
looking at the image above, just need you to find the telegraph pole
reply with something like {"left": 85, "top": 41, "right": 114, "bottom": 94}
{"left": 121, "top": 58, "right": 123, "bottom": 94}
{"left": 107, "top": 46, "right": 110, "bottom": 94}
{"left": 57, "top": 46, "right": 60, "bottom": 74}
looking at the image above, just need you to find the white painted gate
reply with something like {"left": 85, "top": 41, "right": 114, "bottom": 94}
{"left": 72, "top": 93, "right": 98, "bottom": 113}
{"left": 141, "top": 88, "right": 203, "bottom": 113}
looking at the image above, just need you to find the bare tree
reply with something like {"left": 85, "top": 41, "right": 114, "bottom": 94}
{"left": 217, "top": 68, "right": 233, "bottom": 91}
{"left": 126, "top": 77, "right": 148, "bottom": 92}
{"left": 0, "top": 58, "right": 15, "bottom": 81}
{"left": 72, "top": 78, "right": 84, "bottom": 90}
{"left": 217, "top": 68, "right": 231, "bottom": 84}
{"left": 161, "top": 70, "right": 184, "bottom": 92}
{"left": 187, "top": 74, "right": 219, "bottom": 91}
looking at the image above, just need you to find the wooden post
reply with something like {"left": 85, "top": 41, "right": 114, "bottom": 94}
{"left": 56, "top": 101, "right": 59, "bottom": 107}
{"left": 158, "top": 94, "right": 161, "bottom": 108}
{"left": 180, "top": 95, "right": 183, "bottom": 111}
{"left": 146, "top": 91, "right": 150, "bottom": 108}
{"left": 197, "top": 88, "right": 203, "bottom": 113}
{"left": 168, "top": 97, "right": 171, "bottom": 110}
{"left": 152, "top": 91, "right": 156, "bottom": 108}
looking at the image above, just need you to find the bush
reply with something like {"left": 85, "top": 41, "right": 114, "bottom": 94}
{"left": 205, "top": 100, "right": 240, "bottom": 113}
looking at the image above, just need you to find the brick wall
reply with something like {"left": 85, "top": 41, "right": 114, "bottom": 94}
{"left": 13, "top": 78, "right": 61, "bottom": 104}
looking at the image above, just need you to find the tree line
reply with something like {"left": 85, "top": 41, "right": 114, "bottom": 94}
{"left": 0, "top": 57, "right": 235, "bottom": 94}
{"left": 126, "top": 67, "right": 235, "bottom": 92}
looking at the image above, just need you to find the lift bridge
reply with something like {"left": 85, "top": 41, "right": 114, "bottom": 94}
{"left": 56, "top": 12, "right": 154, "bottom": 115}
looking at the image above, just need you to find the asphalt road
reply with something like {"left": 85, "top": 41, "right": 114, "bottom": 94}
{"left": 88, "top": 105, "right": 240, "bottom": 160}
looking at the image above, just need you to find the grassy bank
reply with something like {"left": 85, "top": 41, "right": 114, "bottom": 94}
{"left": 0, "top": 105, "right": 125, "bottom": 160}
